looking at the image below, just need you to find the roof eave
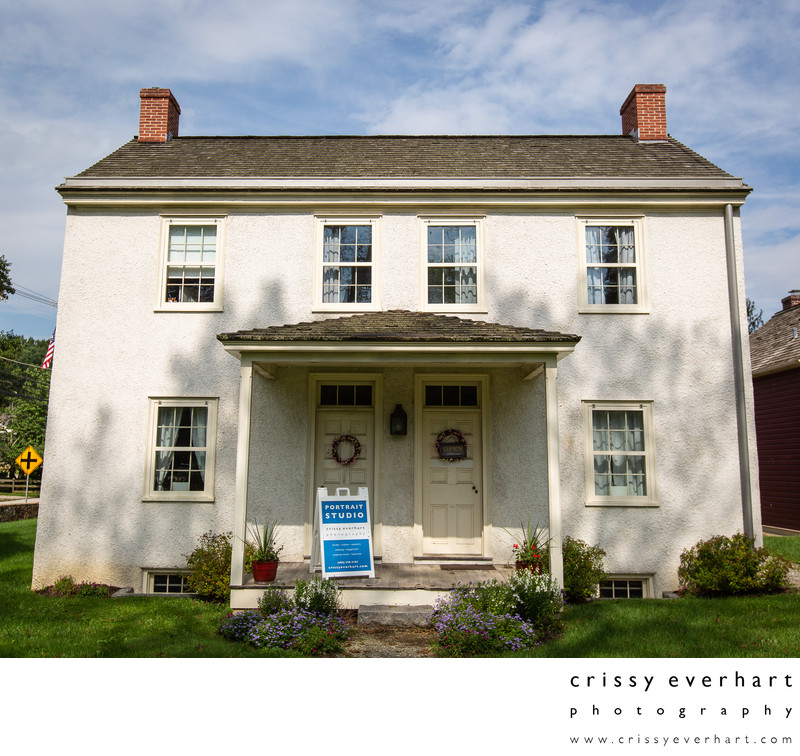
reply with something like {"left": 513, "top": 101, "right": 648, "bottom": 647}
{"left": 217, "top": 338, "right": 580, "bottom": 366}
{"left": 57, "top": 176, "right": 751, "bottom": 192}
{"left": 751, "top": 358, "right": 800, "bottom": 378}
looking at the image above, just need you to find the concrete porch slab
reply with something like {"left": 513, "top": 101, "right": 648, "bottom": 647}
{"left": 357, "top": 604, "right": 434, "bottom": 627}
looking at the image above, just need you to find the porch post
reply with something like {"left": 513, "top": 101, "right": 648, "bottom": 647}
{"left": 230, "top": 359, "right": 253, "bottom": 588}
{"left": 544, "top": 363, "right": 564, "bottom": 587}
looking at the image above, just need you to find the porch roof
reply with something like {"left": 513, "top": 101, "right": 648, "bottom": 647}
{"left": 219, "top": 310, "right": 580, "bottom": 344}
{"left": 218, "top": 311, "right": 581, "bottom": 370}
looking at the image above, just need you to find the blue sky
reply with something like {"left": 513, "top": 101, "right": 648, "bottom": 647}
{"left": 1, "top": 0, "right": 798, "bottom": 340}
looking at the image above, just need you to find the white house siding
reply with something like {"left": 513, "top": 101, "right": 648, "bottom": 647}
{"left": 33, "top": 202, "right": 759, "bottom": 598}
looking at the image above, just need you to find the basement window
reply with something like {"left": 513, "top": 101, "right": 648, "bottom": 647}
{"left": 144, "top": 570, "right": 193, "bottom": 594}
{"left": 598, "top": 577, "right": 650, "bottom": 599}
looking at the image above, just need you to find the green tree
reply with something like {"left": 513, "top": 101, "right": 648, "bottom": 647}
{"left": 746, "top": 298, "right": 764, "bottom": 333}
{"left": 0, "top": 332, "right": 50, "bottom": 477}
{"left": 0, "top": 255, "right": 14, "bottom": 301}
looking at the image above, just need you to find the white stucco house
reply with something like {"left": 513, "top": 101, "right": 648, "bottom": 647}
{"left": 32, "top": 84, "right": 759, "bottom": 608}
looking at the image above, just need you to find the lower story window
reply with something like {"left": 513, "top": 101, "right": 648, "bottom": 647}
{"left": 583, "top": 401, "right": 656, "bottom": 506}
{"left": 144, "top": 398, "right": 217, "bottom": 501}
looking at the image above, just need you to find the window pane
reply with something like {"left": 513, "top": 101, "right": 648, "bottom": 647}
{"left": 461, "top": 385, "right": 478, "bottom": 406}
{"left": 428, "top": 227, "right": 444, "bottom": 244}
{"left": 442, "top": 385, "right": 460, "bottom": 405}
{"left": 428, "top": 287, "right": 443, "bottom": 304}
{"left": 425, "top": 385, "right": 442, "bottom": 406}
{"left": 320, "top": 385, "right": 337, "bottom": 405}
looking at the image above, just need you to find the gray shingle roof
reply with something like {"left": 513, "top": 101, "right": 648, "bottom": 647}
{"left": 218, "top": 311, "right": 581, "bottom": 344}
{"left": 750, "top": 304, "right": 800, "bottom": 374}
{"left": 74, "top": 134, "right": 737, "bottom": 181}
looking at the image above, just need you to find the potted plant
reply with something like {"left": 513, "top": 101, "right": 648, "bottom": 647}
{"left": 504, "top": 520, "right": 547, "bottom": 572}
{"left": 247, "top": 519, "right": 283, "bottom": 583}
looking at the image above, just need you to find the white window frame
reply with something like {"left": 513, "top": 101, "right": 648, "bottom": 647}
{"left": 419, "top": 217, "right": 486, "bottom": 313}
{"left": 582, "top": 400, "right": 658, "bottom": 507}
{"left": 577, "top": 216, "right": 648, "bottom": 313}
{"left": 156, "top": 216, "right": 226, "bottom": 312}
{"left": 142, "top": 569, "right": 194, "bottom": 594}
{"left": 598, "top": 575, "right": 652, "bottom": 599}
{"left": 313, "top": 216, "right": 381, "bottom": 312}
{"left": 143, "top": 397, "right": 218, "bottom": 502}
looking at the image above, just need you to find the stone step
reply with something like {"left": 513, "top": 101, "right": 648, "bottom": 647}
{"left": 357, "top": 604, "right": 434, "bottom": 627}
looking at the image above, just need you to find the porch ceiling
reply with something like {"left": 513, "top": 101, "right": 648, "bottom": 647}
{"left": 218, "top": 310, "right": 581, "bottom": 370}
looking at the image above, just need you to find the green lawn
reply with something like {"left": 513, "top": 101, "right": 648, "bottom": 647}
{"left": 3, "top": 518, "right": 799, "bottom": 657}
{"left": 0, "top": 518, "right": 294, "bottom": 658}
{"left": 521, "top": 592, "right": 800, "bottom": 657}
{"left": 764, "top": 534, "right": 800, "bottom": 565}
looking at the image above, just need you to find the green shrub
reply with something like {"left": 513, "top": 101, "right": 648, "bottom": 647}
{"left": 448, "top": 579, "right": 515, "bottom": 615}
{"left": 562, "top": 537, "right": 606, "bottom": 602}
{"left": 48, "top": 575, "right": 111, "bottom": 598}
{"left": 508, "top": 569, "right": 564, "bottom": 635}
{"left": 185, "top": 531, "right": 233, "bottom": 602}
{"left": 257, "top": 587, "right": 294, "bottom": 617}
{"left": 52, "top": 575, "right": 78, "bottom": 596}
{"left": 294, "top": 576, "right": 341, "bottom": 615}
{"left": 544, "top": 537, "right": 606, "bottom": 602}
{"left": 679, "top": 533, "right": 790, "bottom": 597}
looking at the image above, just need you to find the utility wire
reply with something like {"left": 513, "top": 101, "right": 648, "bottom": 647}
{"left": 0, "top": 354, "right": 47, "bottom": 370}
{"left": 11, "top": 285, "right": 57, "bottom": 307}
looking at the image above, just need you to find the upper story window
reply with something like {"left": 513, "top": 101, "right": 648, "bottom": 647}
{"left": 157, "top": 217, "right": 225, "bottom": 311}
{"left": 315, "top": 217, "right": 380, "bottom": 311}
{"left": 421, "top": 218, "right": 486, "bottom": 312}
{"left": 578, "top": 218, "right": 647, "bottom": 313}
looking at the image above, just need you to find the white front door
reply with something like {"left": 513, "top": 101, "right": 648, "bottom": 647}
{"left": 421, "top": 403, "right": 483, "bottom": 556}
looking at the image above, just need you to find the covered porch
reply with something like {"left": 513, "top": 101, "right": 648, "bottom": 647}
{"left": 217, "top": 311, "right": 580, "bottom": 610}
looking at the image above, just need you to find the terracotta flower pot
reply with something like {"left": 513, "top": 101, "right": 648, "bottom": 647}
{"left": 515, "top": 560, "right": 542, "bottom": 573}
{"left": 252, "top": 560, "right": 278, "bottom": 583}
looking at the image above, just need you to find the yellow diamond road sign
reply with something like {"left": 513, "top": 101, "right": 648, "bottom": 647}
{"left": 15, "top": 446, "right": 42, "bottom": 476}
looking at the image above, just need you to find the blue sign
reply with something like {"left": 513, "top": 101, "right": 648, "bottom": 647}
{"left": 316, "top": 489, "right": 375, "bottom": 578}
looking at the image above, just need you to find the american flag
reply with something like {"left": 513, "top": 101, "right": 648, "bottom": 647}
{"left": 41, "top": 331, "right": 55, "bottom": 369}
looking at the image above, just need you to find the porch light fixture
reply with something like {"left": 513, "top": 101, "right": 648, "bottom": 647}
{"left": 390, "top": 404, "right": 407, "bottom": 436}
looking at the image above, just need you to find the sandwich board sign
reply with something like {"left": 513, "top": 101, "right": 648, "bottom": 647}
{"left": 312, "top": 487, "right": 374, "bottom": 578}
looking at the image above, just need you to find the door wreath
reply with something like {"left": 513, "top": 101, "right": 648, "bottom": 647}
{"left": 331, "top": 434, "right": 361, "bottom": 466}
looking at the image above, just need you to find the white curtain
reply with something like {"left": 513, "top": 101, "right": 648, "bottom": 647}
{"left": 154, "top": 407, "right": 177, "bottom": 491}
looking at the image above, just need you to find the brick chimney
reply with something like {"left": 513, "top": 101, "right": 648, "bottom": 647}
{"left": 138, "top": 88, "right": 181, "bottom": 143}
{"left": 781, "top": 290, "right": 800, "bottom": 310}
{"left": 620, "top": 84, "right": 667, "bottom": 141}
